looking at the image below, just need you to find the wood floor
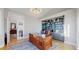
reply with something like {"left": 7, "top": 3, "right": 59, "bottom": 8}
{"left": 53, "top": 40, "right": 76, "bottom": 50}
{"left": 0, "top": 39, "right": 76, "bottom": 50}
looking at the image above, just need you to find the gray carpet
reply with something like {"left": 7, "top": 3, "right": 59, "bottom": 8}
{"left": 8, "top": 41, "right": 59, "bottom": 50}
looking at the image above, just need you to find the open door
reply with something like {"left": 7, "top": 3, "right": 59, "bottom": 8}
{"left": 10, "top": 23, "right": 17, "bottom": 44}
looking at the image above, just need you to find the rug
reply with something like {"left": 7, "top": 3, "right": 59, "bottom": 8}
{"left": 7, "top": 41, "right": 59, "bottom": 50}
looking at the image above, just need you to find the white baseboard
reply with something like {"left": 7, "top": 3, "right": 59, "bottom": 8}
{"left": 64, "top": 41, "right": 76, "bottom": 46}
{"left": 76, "top": 45, "right": 79, "bottom": 50}
{"left": 77, "top": 47, "right": 79, "bottom": 50}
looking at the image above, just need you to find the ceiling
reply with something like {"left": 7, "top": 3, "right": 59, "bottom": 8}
{"left": 8, "top": 8, "right": 68, "bottom": 19}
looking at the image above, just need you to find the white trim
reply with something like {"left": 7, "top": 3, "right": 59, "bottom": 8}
{"left": 76, "top": 45, "right": 79, "bottom": 50}
{"left": 64, "top": 41, "right": 76, "bottom": 46}
{"left": 77, "top": 48, "right": 79, "bottom": 50}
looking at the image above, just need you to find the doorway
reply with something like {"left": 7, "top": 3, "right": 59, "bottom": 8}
{"left": 10, "top": 23, "right": 17, "bottom": 45}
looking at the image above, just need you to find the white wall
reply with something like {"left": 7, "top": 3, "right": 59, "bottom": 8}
{"left": 0, "top": 9, "right": 4, "bottom": 48}
{"left": 77, "top": 9, "right": 79, "bottom": 49}
{"left": 42, "top": 9, "right": 77, "bottom": 46}
{"left": 4, "top": 9, "right": 8, "bottom": 33}
{"left": 24, "top": 15, "right": 41, "bottom": 34}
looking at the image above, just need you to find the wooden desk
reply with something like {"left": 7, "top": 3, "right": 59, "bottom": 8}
{"left": 29, "top": 34, "right": 52, "bottom": 50}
